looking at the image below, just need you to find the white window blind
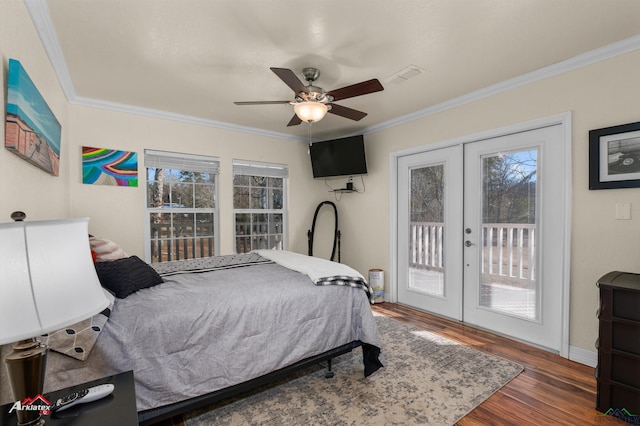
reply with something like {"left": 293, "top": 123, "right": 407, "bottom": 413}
{"left": 233, "top": 160, "right": 288, "bottom": 178}
{"left": 145, "top": 149, "right": 219, "bottom": 174}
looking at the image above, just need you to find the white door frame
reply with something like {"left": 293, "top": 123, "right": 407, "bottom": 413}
{"left": 389, "top": 112, "right": 572, "bottom": 358}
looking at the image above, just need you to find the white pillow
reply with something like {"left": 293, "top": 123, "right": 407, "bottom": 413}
{"left": 89, "top": 237, "right": 128, "bottom": 262}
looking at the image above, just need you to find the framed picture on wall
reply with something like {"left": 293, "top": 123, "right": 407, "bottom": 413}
{"left": 5, "top": 58, "right": 62, "bottom": 176}
{"left": 589, "top": 121, "right": 640, "bottom": 190}
{"left": 82, "top": 146, "right": 138, "bottom": 187}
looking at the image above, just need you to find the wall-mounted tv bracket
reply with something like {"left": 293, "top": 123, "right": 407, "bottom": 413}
{"left": 307, "top": 201, "right": 341, "bottom": 262}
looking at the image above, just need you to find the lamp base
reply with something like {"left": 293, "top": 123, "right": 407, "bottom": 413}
{"left": 4, "top": 339, "right": 48, "bottom": 426}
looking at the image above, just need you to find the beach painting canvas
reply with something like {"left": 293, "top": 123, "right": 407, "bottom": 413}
{"left": 82, "top": 146, "right": 138, "bottom": 187}
{"left": 5, "top": 58, "right": 62, "bottom": 176}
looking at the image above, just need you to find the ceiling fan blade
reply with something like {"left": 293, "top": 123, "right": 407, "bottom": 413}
{"left": 287, "top": 114, "right": 302, "bottom": 127}
{"left": 234, "top": 101, "right": 291, "bottom": 105}
{"left": 271, "top": 68, "right": 309, "bottom": 94}
{"left": 328, "top": 103, "right": 368, "bottom": 121}
{"left": 327, "top": 79, "right": 384, "bottom": 102}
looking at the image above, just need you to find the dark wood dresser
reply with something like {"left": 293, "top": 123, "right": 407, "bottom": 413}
{"left": 596, "top": 271, "right": 640, "bottom": 414}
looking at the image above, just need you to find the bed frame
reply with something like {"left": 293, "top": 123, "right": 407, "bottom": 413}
{"left": 138, "top": 341, "right": 362, "bottom": 425}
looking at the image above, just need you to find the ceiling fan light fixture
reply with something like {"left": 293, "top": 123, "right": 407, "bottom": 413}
{"left": 236, "top": 67, "right": 383, "bottom": 126}
{"left": 293, "top": 101, "right": 328, "bottom": 123}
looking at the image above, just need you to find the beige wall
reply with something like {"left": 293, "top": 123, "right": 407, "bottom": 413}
{"left": 1, "top": 0, "right": 71, "bottom": 220}
{"left": 337, "top": 50, "right": 640, "bottom": 354}
{"left": 64, "top": 105, "right": 328, "bottom": 257}
{"left": 3, "top": 0, "right": 640, "bottom": 357}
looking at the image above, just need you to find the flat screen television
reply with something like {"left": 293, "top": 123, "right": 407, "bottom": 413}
{"left": 309, "top": 135, "right": 367, "bottom": 178}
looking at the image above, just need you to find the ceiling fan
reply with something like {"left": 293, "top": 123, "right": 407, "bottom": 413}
{"left": 234, "top": 67, "right": 384, "bottom": 126}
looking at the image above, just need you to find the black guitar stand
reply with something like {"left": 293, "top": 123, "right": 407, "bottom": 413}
{"left": 307, "top": 201, "right": 341, "bottom": 262}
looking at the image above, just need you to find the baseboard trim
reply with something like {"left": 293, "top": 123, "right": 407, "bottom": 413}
{"left": 569, "top": 345, "right": 597, "bottom": 368}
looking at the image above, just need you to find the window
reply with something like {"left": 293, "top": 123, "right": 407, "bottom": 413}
{"left": 145, "top": 150, "right": 219, "bottom": 262}
{"left": 233, "top": 160, "right": 288, "bottom": 253}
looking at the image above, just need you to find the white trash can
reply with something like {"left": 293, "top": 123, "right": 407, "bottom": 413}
{"left": 369, "top": 269, "right": 384, "bottom": 303}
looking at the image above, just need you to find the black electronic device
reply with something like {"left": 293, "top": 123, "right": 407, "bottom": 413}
{"left": 309, "top": 135, "right": 367, "bottom": 178}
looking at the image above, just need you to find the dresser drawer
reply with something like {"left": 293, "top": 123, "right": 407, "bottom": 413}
{"left": 598, "top": 320, "right": 640, "bottom": 356}
{"left": 612, "top": 290, "right": 640, "bottom": 322}
{"left": 597, "top": 380, "right": 640, "bottom": 413}
{"left": 611, "top": 353, "right": 640, "bottom": 388}
{"left": 611, "top": 321, "right": 640, "bottom": 356}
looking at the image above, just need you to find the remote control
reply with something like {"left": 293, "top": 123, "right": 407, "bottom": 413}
{"left": 51, "top": 384, "right": 115, "bottom": 413}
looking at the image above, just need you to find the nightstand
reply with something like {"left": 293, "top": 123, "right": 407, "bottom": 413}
{"left": 0, "top": 370, "right": 138, "bottom": 426}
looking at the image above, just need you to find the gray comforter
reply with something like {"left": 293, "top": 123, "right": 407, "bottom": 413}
{"left": 1, "top": 253, "right": 382, "bottom": 412}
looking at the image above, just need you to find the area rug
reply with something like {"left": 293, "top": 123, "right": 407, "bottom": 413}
{"left": 184, "top": 314, "right": 523, "bottom": 425}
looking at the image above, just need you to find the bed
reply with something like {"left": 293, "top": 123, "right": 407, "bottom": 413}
{"left": 0, "top": 249, "right": 383, "bottom": 425}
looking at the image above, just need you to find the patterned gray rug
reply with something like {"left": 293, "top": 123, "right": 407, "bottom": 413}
{"left": 184, "top": 314, "right": 523, "bottom": 425}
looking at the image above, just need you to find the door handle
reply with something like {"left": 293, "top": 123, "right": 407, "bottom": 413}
{"left": 464, "top": 240, "right": 475, "bottom": 247}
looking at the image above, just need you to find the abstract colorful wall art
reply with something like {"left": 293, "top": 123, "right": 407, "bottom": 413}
{"left": 5, "top": 58, "right": 62, "bottom": 176}
{"left": 82, "top": 146, "right": 138, "bottom": 186}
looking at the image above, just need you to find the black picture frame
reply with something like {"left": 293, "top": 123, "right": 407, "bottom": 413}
{"left": 589, "top": 121, "right": 640, "bottom": 190}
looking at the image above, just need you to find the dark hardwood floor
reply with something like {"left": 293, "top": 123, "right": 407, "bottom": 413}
{"left": 155, "top": 302, "right": 624, "bottom": 426}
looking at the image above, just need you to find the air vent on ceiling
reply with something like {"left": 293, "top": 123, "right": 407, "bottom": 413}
{"left": 384, "top": 65, "right": 427, "bottom": 85}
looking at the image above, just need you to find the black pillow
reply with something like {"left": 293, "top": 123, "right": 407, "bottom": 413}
{"left": 94, "top": 256, "right": 164, "bottom": 298}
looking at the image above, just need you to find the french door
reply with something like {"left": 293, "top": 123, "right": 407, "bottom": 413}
{"left": 397, "top": 145, "right": 463, "bottom": 320}
{"left": 396, "top": 123, "right": 568, "bottom": 352}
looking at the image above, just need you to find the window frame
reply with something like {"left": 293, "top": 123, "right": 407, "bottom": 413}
{"left": 232, "top": 160, "right": 288, "bottom": 253}
{"left": 144, "top": 149, "right": 220, "bottom": 263}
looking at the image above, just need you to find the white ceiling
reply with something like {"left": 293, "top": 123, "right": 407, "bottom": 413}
{"left": 29, "top": 0, "right": 640, "bottom": 141}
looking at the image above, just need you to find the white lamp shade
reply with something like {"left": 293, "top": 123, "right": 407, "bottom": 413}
{"left": 0, "top": 218, "right": 109, "bottom": 344}
{"left": 293, "top": 102, "right": 328, "bottom": 123}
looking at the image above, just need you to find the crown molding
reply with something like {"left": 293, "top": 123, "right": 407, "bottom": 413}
{"left": 24, "top": 0, "right": 76, "bottom": 100}
{"left": 71, "top": 96, "right": 304, "bottom": 142}
{"left": 25, "top": 0, "right": 640, "bottom": 142}
{"left": 364, "top": 34, "right": 640, "bottom": 135}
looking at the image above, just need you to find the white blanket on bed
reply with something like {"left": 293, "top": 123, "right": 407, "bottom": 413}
{"left": 253, "top": 250, "right": 364, "bottom": 282}
{"left": 254, "top": 250, "right": 373, "bottom": 302}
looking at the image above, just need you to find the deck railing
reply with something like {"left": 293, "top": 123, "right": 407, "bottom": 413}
{"left": 235, "top": 221, "right": 283, "bottom": 254}
{"left": 150, "top": 221, "right": 282, "bottom": 262}
{"left": 410, "top": 222, "right": 535, "bottom": 281}
{"left": 410, "top": 222, "right": 445, "bottom": 270}
{"left": 150, "top": 222, "right": 215, "bottom": 262}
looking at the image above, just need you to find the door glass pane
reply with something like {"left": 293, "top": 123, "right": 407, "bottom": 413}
{"left": 480, "top": 149, "right": 537, "bottom": 319}
{"left": 409, "top": 164, "right": 445, "bottom": 296}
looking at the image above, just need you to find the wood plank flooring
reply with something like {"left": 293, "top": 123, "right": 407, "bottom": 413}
{"left": 374, "top": 303, "right": 625, "bottom": 426}
{"left": 156, "top": 302, "right": 624, "bottom": 426}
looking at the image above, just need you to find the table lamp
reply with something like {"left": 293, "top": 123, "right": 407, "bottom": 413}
{"left": 0, "top": 216, "right": 109, "bottom": 425}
